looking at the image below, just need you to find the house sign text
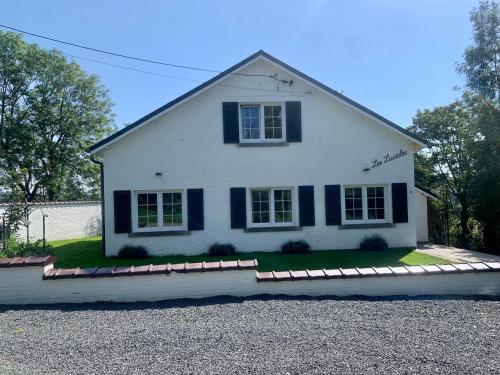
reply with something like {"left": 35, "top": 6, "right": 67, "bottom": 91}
{"left": 371, "top": 149, "right": 408, "bottom": 169}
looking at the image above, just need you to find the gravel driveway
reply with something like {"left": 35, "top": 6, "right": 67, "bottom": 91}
{"left": 0, "top": 296, "right": 499, "bottom": 374}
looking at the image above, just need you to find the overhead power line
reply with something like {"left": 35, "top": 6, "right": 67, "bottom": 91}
{"left": 0, "top": 24, "right": 310, "bottom": 94}
{"left": 0, "top": 24, "right": 220, "bottom": 73}
{"left": 62, "top": 52, "right": 201, "bottom": 83}
{"left": 0, "top": 24, "right": 289, "bottom": 82}
{"left": 61, "top": 52, "right": 312, "bottom": 95}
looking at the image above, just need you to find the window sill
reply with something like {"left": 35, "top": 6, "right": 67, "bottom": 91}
{"left": 237, "top": 142, "right": 289, "bottom": 147}
{"left": 338, "top": 223, "right": 396, "bottom": 230}
{"left": 128, "top": 230, "right": 191, "bottom": 238}
{"left": 244, "top": 226, "right": 302, "bottom": 233}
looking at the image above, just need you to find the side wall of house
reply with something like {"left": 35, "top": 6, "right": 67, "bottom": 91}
{"left": 0, "top": 202, "right": 101, "bottom": 241}
{"left": 102, "top": 59, "right": 417, "bottom": 256}
{"left": 415, "top": 191, "right": 429, "bottom": 242}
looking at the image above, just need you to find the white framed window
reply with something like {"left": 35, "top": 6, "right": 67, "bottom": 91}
{"left": 247, "top": 187, "right": 296, "bottom": 227}
{"left": 344, "top": 187, "right": 363, "bottom": 221}
{"left": 239, "top": 103, "right": 286, "bottom": 142}
{"left": 342, "top": 185, "right": 389, "bottom": 224}
{"left": 137, "top": 192, "right": 159, "bottom": 228}
{"left": 367, "top": 186, "right": 385, "bottom": 220}
{"left": 133, "top": 190, "right": 186, "bottom": 232}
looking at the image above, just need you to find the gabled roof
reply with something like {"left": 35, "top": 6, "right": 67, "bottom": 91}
{"left": 89, "top": 50, "right": 426, "bottom": 154}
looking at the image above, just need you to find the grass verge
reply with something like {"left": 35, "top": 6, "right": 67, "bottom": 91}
{"left": 48, "top": 237, "right": 448, "bottom": 272}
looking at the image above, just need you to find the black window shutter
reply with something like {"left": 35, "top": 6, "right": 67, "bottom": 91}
{"left": 298, "top": 186, "right": 315, "bottom": 226}
{"left": 113, "top": 190, "right": 131, "bottom": 233}
{"left": 187, "top": 189, "right": 204, "bottom": 230}
{"left": 392, "top": 183, "right": 408, "bottom": 223}
{"left": 223, "top": 102, "right": 239, "bottom": 143}
{"left": 325, "top": 185, "right": 342, "bottom": 225}
{"left": 286, "top": 101, "right": 302, "bottom": 142}
{"left": 230, "top": 187, "right": 246, "bottom": 229}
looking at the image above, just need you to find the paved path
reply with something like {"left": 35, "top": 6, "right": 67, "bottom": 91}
{"left": 416, "top": 243, "right": 500, "bottom": 263}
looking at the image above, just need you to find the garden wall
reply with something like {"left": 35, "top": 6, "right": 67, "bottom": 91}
{"left": 0, "top": 201, "right": 101, "bottom": 241}
{"left": 0, "top": 257, "right": 499, "bottom": 305}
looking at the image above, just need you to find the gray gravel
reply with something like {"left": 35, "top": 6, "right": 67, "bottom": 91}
{"left": 0, "top": 296, "right": 499, "bottom": 375}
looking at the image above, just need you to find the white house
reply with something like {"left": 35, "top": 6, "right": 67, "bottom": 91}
{"left": 89, "top": 50, "right": 429, "bottom": 256}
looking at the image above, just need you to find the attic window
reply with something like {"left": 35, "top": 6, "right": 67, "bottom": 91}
{"left": 240, "top": 103, "right": 285, "bottom": 142}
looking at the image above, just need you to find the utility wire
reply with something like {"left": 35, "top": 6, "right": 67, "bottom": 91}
{"left": 62, "top": 52, "right": 201, "bottom": 83}
{"left": 0, "top": 24, "right": 309, "bottom": 94}
{"left": 62, "top": 52, "right": 312, "bottom": 94}
{"left": 0, "top": 24, "right": 288, "bottom": 82}
{"left": 1, "top": 24, "right": 220, "bottom": 73}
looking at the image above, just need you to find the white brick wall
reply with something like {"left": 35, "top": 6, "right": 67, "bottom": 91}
{"left": 0, "top": 202, "right": 101, "bottom": 241}
{"left": 101, "top": 58, "right": 418, "bottom": 256}
{"left": 1, "top": 265, "right": 499, "bottom": 305}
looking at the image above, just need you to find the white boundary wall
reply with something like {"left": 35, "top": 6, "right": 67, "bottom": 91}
{"left": 1, "top": 263, "right": 499, "bottom": 305}
{"left": 0, "top": 201, "right": 101, "bottom": 241}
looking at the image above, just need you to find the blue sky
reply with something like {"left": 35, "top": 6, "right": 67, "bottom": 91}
{"left": 4, "top": 0, "right": 479, "bottom": 129}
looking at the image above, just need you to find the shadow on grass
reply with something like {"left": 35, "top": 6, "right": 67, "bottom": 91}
{"left": 1, "top": 294, "right": 499, "bottom": 313}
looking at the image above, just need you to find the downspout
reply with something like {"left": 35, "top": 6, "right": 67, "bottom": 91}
{"left": 90, "top": 156, "right": 106, "bottom": 255}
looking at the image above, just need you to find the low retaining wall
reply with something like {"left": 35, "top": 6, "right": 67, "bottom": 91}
{"left": 0, "top": 257, "right": 499, "bottom": 305}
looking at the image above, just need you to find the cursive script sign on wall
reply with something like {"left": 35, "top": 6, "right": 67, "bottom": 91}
{"left": 371, "top": 149, "right": 408, "bottom": 169}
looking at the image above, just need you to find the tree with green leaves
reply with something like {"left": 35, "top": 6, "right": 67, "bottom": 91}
{"left": 412, "top": 1, "right": 499, "bottom": 253}
{"left": 0, "top": 31, "right": 114, "bottom": 239}
{"left": 458, "top": 1, "right": 499, "bottom": 104}
{"left": 458, "top": 1, "right": 500, "bottom": 253}
{"left": 410, "top": 102, "right": 478, "bottom": 249}
{"left": 470, "top": 102, "right": 500, "bottom": 252}
{"left": 0, "top": 32, "right": 115, "bottom": 196}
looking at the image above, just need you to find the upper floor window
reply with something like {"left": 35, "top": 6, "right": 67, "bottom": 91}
{"left": 241, "top": 105, "right": 260, "bottom": 140}
{"left": 342, "top": 185, "right": 388, "bottom": 224}
{"left": 240, "top": 103, "right": 285, "bottom": 142}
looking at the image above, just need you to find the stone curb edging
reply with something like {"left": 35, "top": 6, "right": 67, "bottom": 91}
{"left": 2, "top": 256, "right": 500, "bottom": 282}
{"left": 256, "top": 262, "right": 500, "bottom": 282}
{"left": 0, "top": 256, "right": 56, "bottom": 268}
{"left": 43, "top": 259, "right": 259, "bottom": 280}
{"left": 0, "top": 256, "right": 258, "bottom": 279}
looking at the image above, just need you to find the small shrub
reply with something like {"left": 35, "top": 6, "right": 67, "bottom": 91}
{"left": 0, "top": 238, "right": 48, "bottom": 258}
{"left": 207, "top": 243, "right": 236, "bottom": 256}
{"left": 360, "top": 234, "right": 388, "bottom": 252}
{"left": 281, "top": 240, "right": 311, "bottom": 254}
{"left": 118, "top": 245, "right": 149, "bottom": 259}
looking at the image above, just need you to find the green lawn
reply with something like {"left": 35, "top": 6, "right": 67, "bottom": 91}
{"left": 48, "top": 237, "right": 448, "bottom": 272}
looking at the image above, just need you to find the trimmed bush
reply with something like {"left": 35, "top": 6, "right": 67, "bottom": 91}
{"left": 360, "top": 234, "right": 388, "bottom": 252}
{"left": 281, "top": 240, "right": 311, "bottom": 254}
{"left": 118, "top": 245, "right": 149, "bottom": 259}
{"left": 207, "top": 243, "right": 236, "bottom": 256}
